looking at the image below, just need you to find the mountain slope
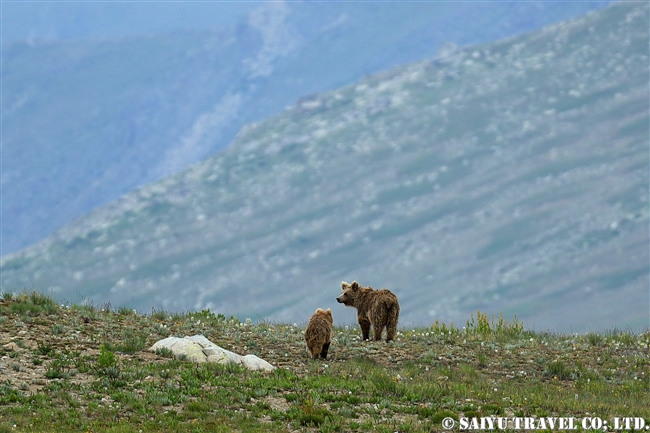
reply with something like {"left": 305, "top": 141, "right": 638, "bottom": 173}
{"left": 2, "top": 2, "right": 648, "bottom": 332}
{"left": 2, "top": 1, "right": 612, "bottom": 254}
{"left": 2, "top": 2, "right": 257, "bottom": 42}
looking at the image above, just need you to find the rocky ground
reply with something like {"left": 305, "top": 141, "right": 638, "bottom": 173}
{"left": 1, "top": 293, "right": 649, "bottom": 432}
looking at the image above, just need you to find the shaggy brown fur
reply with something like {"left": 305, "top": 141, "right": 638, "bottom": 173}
{"left": 336, "top": 281, "right": 400, "bottom": 342}
{"left": 304, "top": 308, "right": 334, "bottom": 359}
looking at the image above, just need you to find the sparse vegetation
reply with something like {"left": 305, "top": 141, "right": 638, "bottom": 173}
{"left": 0, "top": 292, "right": 648, "bottom": 432}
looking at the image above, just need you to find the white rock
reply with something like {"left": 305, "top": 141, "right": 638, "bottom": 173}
{"left": 241, "top": 354, "right": 276, "bottom": 372}
{"left": 149, "top": 335, "right": 275, "bottom": 371}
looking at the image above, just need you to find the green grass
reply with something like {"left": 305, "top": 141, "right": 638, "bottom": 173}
{"left": 0, "top": 293, "right": 648, "bottom": 432}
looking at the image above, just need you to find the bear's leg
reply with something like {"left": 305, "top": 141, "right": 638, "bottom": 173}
{"left": 386, "top": 323, "right": 397, "bottom": 341}
{"left": 372, "top": 323, "right": 384, "bottom": 341}
{"left": 310, "top": 344, "right": 321, "bottom": 359}
{"left": 370, "top": 310, "right": 387, "bottom": 341}
{"left": 386, "top": 313, "right": 398, "bottom": 341}
{"left": 320, "top": 342, "right": 330, "bottom": 359}
{"left": 358, "top": 317, "right": 371, "bottom": 341}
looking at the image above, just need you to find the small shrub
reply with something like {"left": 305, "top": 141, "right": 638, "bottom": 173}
{"left": 36, "top": 342, "right": 55, "bottom": 356}
{"left": 544, "top": 360, "right": 575, "bottom": 381}
{"left": 431, "top": 320, "right": 458, "bottom": 335}
{"left": 187, "top": 400, "right": 211, "bottom": 414}
{"left": 75, "top": 355, "right": 92, "bottom": 374}
{"left": 293, "top": 397, "right": 331, "bottom": 427}
{"left": 103, "top": 366, "right": 122, "bottom": 381}
{"left": 116, "top": 333, "right": 147, "bottom": 354}
{"left": 117, "top": 306, "right": 136, "bottom": 316}
{"left": 605, "top": 328, "right": 637, "bottom": 346}
{"left": 477, "top": 352, "right": 488, "bottom": 367}
{"left": 429, "top": 409, "right": 458, "bottom": 424}
{"left": 346, "top": 394, "right": 361, "bottom": 404}
{"left": 155, "top": 347, "right": 174, "bottom": 358}
{"left": 29, "top": 290, "right": 56, "bottom": 307}
{"left": 97, "top": 343, "right": 118, "bottom": 369}
{"left": 465, "top": 311, "right": 524, "bottom": 338}
{"left": 371, "top": 371, "right": 400, "bottom": 397}
{"left": 50, "top": 324, "right": 65, "bottom": 335}
{"left": 482, "top": 403, "right": 503, "bottom": 415}
{"left": 418, "top": 404, "right": 439, "bottom": 419}
{"left": 586, "top": 332, "right": 604, "bottom": 346}
{"left": 10, "top": 302, "right": 40, "bottom": 315}
{"left": 71, "top": 304, "right": 96, "bottom": 316}
{"left": 8, "top": 290, "right": 58, "bottom": 315}
{"left": 150, "top": 308, "right": 168, "bottom": 321}
{"left": 0, "top": 382, "right": 22, "bottom": 404}
{"left": 45, "top": 359, "right": 71, "bottom": 379}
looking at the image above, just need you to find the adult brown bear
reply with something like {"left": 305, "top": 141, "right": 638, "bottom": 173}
{"left": 336, "top": 281, "right": 399, "bottom": 342}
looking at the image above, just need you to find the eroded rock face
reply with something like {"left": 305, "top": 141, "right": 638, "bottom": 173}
{"left": 149, "top": 335, "right": 275, "bottom": 371}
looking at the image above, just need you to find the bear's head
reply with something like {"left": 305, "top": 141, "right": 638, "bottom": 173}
{"left": 315, "top": 308, "right": 333, "bottom": 323}
{"left": 336, "top": 281, "right": 360, "bottom": 306}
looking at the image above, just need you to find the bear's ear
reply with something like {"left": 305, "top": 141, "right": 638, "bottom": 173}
{"left": 351, "top": 281, "right": 360, "bottom": 291}
{"left": 341, "top": 281, "right": 349, "bottom": 290}
{"left": 325, "top": 308, "right": 332, "bottom": 317}
{"left": 316, "top": 308, "right": 323, "bottom": 313}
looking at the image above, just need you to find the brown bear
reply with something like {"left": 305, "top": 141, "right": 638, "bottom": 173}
{"left": 304, "top": 308, "right": 334, "bottom": 359}
{"left": 336, "top": 281, "right": 400, "bottom": 342}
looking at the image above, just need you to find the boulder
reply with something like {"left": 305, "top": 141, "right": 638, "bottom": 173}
{"left": 149, "top": 335, "right": 275, "bottom": 372}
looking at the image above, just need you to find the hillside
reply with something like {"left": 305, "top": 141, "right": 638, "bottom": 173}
{"left": 2, "top": 2, "right": 648, "bottom": 332}
{"left": 2, "top": 2, "right": 257, "bottom": 42}
{"left": 2, "top": 1, "right": 612, "bottom": 253}
{"left": 0, "top": 293, "right": 648, "bottom": 432}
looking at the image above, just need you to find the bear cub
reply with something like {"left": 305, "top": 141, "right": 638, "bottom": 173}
{"left": 336, "top": 281, "right": 400, "bottom": 342}
{"left": 304, "top": 308, "right": 334, "bottom": 359}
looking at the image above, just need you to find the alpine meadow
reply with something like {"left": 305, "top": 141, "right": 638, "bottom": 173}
{"left": 0, "top": 4, "right": 649, "bottom": 432}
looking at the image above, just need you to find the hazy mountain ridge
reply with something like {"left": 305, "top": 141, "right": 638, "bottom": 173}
{"left": 2, "top": 1, "right": 613, "bottom": 253}
{"left": 2, "top": 3, "right": 648, "bottom": 332}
